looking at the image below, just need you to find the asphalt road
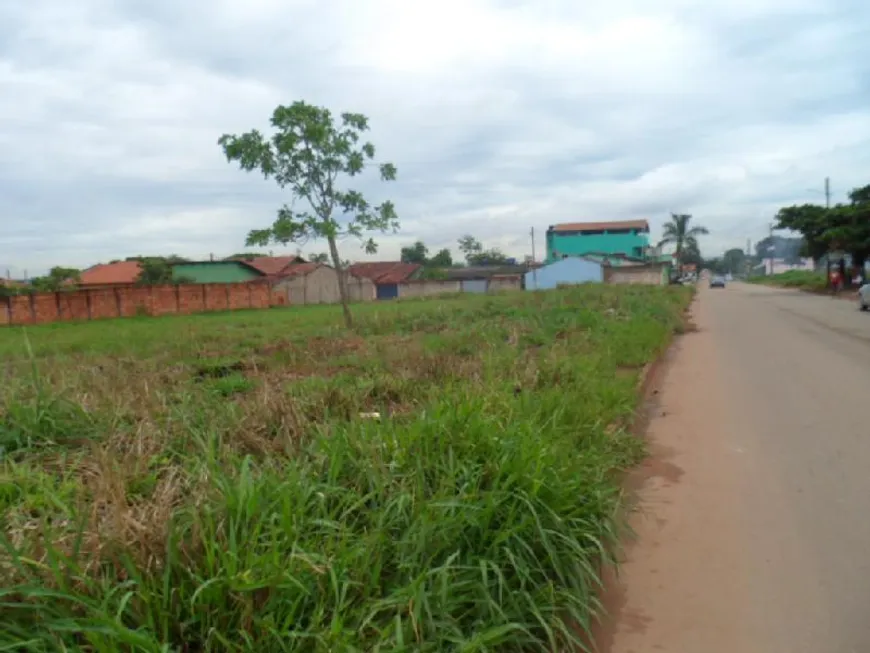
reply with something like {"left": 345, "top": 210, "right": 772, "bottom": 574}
{"left": 599, "top": 282, "right": 870, "bottom": 653}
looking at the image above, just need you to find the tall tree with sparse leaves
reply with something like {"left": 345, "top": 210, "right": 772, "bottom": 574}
{"left": 658, "top": 213, "right": 709, "bottom": 264}
{"left": 219, "top": 101, "right": 398, "bottom": 328}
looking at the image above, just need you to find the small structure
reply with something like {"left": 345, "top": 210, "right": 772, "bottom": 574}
{"left": 525, "top": 257, "right": 603, "bottom": 290}
{"left": 546, "top": 220, "right": 650, "bottom": 262}
{"left": 348, "top": 262, "right": 422, "bottom": 300}
{"left": 271, "top": 263, "right": 375, "bottom": 304}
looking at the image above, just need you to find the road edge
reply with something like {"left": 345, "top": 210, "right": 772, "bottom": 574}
{"left": 586, "top": 292, "right": 698, "bottom": 652}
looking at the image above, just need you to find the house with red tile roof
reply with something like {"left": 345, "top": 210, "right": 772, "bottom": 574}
{"left": 76, "top": 261, "right": 144, "bottom": 289}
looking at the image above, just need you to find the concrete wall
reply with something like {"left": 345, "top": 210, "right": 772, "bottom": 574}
{"left": 397, "top": 276, "right": 521, "bottom": 297}
{"left": 273, "top": 267, "right": 376, "bottom": 305}
{"left": 0, "top": 282, "right": 285, "bottom": 326}
{"left": 488, "top": 276, "right": 522, "bottom": 292}
{"left": 525, "top": 258, "right": 602, "bottom": 290}
{"left": 603, "top": 264, "right": 668, "bottom": 286}
{"left": 398, "top": 279, "right": 461, "bottom": 298}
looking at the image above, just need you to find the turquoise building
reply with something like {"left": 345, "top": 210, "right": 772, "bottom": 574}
{"left": 545, "top": 220, "right": 650, "bottom": 263}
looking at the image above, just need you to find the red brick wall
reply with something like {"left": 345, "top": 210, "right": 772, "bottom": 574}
{"left": 0, "top": 282, "right": 282, "bottom": 326}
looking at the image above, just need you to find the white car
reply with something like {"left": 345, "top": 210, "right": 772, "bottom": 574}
{"left": 860, "top": 283, "right": 870, "bottom": 311}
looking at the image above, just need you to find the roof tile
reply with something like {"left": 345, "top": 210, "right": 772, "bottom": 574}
{"left": 78, "top": 261, "right": 142, "bottom": 285}
{"left": 243, "top": 256, "right": 301, "bottom": 276}
{"left": 551, "top": 220, "right": 650, "bottom": 233}
{"left": 348, "top": 262, "right": 421, "bottom": 284}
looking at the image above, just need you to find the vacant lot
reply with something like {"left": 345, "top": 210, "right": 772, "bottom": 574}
{"left": 748, "top": 269, "right": 828, "bottom": 292}
{"left": 0, "top": 285, "right": 691, "bottom": 652}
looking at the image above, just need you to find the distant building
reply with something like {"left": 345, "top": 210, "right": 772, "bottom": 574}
{"left": 525, "top": 257, "right": 603, "bottom": 290}
{"left": 77, "top": 261, "right": 144, "bottom": 289}
{"left": 348, "top": 262, "right": 422, "bottom": 300}
{"left": 546, "top": 220, "right": 650, "bottom": 263}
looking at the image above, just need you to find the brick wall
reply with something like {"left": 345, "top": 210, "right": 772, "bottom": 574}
{"left": 0, "top": 282, "right": 286, "bottom": 326}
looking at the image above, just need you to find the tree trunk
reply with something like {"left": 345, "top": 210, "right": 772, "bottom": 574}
{"left": 328, "top": 235, "right": 353, "bottom": 329}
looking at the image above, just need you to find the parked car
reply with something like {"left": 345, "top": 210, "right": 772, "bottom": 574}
{"left": 859, "top": 282, "right": 870, "bottom": 311}
{"left": 709, "top": 275, "right": 726, "bottom": 288}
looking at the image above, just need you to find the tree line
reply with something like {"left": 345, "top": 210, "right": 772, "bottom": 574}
{"left": 774, "top": 182, "right": 870, "bottom": 271}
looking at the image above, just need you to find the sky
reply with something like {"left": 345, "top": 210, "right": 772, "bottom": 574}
{"left": 2, "top": 0, "right": 869, "bottom": 277}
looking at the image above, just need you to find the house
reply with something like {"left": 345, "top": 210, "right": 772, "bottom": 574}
{"left": 546, "top": 220, "right": 650, "bottom": 263}
{"left": 272, "top": 263, "right": 375, "bottom": 304}
{"left": 77, "top": 261, "right": 144, "bottom": 289}
{"left": 348, "top": 262, "right": 422, "bottom": 299}
{"left": 525, "top": 257, "right": 603, "bottom": 290}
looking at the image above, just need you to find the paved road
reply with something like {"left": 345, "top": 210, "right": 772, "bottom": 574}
{"left": 599, "top": 282, "right": 870, "bottom": 653}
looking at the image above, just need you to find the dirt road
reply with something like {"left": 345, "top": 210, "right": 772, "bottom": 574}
{"left": 599, "top": 282, "right": 870, "bottom": 653}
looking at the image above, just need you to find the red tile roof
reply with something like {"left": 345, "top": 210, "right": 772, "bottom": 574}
{"left": 279, "top": 262, "right": 321, "bottom": 278}
{"left": 551, "top": 220, "right": 650, "bottom": 233}
{"left": 243, "top": 256, "right": 301, "bottom": 276}
{"left": 348, "top": 262, "right": 421, "bottom": 284}
{"left": 78, "top": 261, "right": 142, "bottom": 286}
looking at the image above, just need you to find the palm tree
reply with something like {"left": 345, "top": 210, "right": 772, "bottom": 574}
{"left": 658, "top": 213, "right": 709, "bottom": 263}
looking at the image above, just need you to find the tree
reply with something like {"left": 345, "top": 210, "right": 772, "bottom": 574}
{"left": 722, "top": 248, "right": 746, "bottom": 275}
{"left": 400, "top": 241, "right": 428, "bottom": 264}
{"left": 30, "top": 267, "right": 80, "bottom": 292}
{"left": 773, "top": 205, "right": 830, "bottom": 263}
{"left": 226, "top": 252, "right": 270, "bottom": 261}
{"left": 219, "top": 101, "right": 398, "bottom": 328}
{"left": 658, "top": 213, "right": 709, "bottom": 264}
{"left": 457, "top": 235, "right": 510, "bottom": 266}
{"left": 136, "top": 258, "right": 175, "bottom": 285}
{"left": 309, "top": 252, "right": 330, "bottom": 264}
{"left": 457, "top": 235, "right": 483, "bottom": 262}
{"left": 428, "top": 248, "right": 453, "bottom": 267}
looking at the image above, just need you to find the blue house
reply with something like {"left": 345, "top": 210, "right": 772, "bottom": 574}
{"left": 524, "top": 257, "right": 603, "bottom": 290}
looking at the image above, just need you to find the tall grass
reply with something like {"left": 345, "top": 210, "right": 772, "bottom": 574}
{"left": 0, "top": 285, "right": 692, "bottom": 651}
{"left": 747, "top": 270, "right": 828, "bottom": 292}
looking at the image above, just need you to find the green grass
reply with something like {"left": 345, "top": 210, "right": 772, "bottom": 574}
{"left": 747, "top": 269, "right": 828, "bottom": 292}
{"left": 0, "top": 285, "right": 692, "bottom": 652}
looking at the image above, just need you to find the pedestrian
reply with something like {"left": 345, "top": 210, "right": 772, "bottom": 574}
{"left": 830, "top": 267, "right": 842, "bottom": 296}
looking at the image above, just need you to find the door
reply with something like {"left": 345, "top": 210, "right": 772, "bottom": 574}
{"left": 376, "top": 283, "right": 399, "bottom": 300}
{"left": 461, "top": 279, "right": 488, "bottom": 293}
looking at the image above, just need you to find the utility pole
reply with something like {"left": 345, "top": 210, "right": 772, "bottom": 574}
{"left": 530, "top": 227, "right": 538, "bottom": 289}
{"left": 825, "top": 176, "right": 831, "bottom": 209}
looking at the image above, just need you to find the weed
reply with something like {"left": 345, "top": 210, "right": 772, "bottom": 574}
{"left": 0, "top": 284, "right": 692, "bottom": 651}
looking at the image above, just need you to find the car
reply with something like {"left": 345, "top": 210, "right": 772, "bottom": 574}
{"left": 709, "top": 275, "right": 726, "bottom": 288}
{"left": 860, "top": 282, "right": 870, "bottom": 311}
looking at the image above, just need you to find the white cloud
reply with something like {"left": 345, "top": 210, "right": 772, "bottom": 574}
{"left": 1, "top": 0, "right": 869, "bottom": 276}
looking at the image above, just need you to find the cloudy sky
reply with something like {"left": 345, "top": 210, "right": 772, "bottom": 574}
{"left": 2, "top": 0, "right": 869, "bottom": 277}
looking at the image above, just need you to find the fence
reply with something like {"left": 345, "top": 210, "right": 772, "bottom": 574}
{"left": 0, "top": 282, "right": 287, "bottom": 326}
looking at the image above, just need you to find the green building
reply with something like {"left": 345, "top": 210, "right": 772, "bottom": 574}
{"left": 171, "top": 261, "right": 265, "bottom": 284}
{"left": 545, "top": 220, "right": 650, "bottom": 263}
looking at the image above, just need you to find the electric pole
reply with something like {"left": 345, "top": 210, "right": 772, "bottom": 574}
{"left": 825, "top": 176, "right": 831, "bottom": 209}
